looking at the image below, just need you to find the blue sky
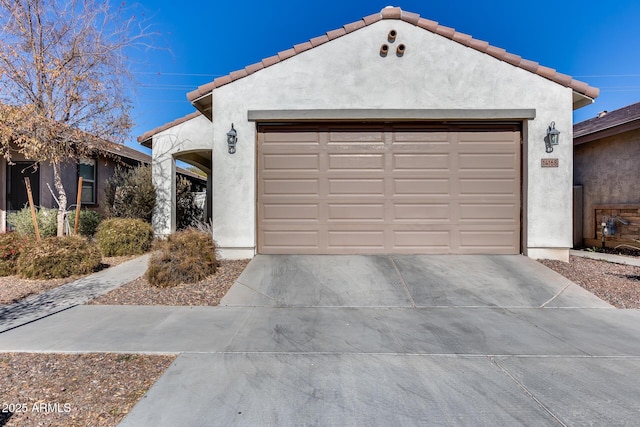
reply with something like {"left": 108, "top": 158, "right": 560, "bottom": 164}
{"left": 128, "top": 0, "right": 640, "bottom": 152}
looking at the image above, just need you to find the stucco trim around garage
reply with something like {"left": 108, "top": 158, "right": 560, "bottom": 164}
{"left": 187, "top": 6, "right": 598, "bottom": 117}
{"left": 247, "top": 109, "right": 536, "bottom": 122}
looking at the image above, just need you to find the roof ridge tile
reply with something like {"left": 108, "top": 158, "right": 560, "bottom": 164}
{"left": 326, "top": 28, "right": 346, "bottom": 40}
{"left": 434, "top": 25, "right": 456, "bottom": 39}
{"left": 343, "top": 20, "right": 366, "bottom": 33}
{"left": 309, "top": 34, "right": 329, "bottom": 47}
{"left": 400, "top": 10, "right": 420, "bottom": 25}
{"left": 381, "top": 7, "right": 402, "bottom": 19}
{"left": 416, "top": 17, "right": 439, "bottom": 31}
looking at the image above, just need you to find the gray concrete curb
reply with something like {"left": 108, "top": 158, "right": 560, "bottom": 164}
{"left": 570, "top": 249, "right": 640, "bottom": 267}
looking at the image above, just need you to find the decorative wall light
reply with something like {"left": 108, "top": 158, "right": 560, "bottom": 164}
{"left": 545, "top": 121, "right": 560, "bottom": 153}
{"left": 226, "top": 124, "right": 237, "bottom": 154}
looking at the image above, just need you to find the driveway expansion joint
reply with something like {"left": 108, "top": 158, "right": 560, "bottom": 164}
{"left": 490, "top": 356, "right": 567, "bottom": 426}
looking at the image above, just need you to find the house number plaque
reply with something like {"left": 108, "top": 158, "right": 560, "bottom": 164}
{"left": 541, "top": 158, "right": 559, "bottom": 168}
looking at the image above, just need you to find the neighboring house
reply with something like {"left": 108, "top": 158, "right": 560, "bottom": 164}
{"left": 139, "top": 7, "right": 599, "bottom": 261}
{"left": 573, "top": 102, "right": 640, "bottom": 249}
{"left": 1, "top": 141, "right": 206, "bottom": 232}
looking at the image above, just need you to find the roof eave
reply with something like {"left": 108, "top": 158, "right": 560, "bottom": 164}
{"left": 192, "top": 94, "right": 213, "bottom": 120}
{"left": 574, "top": 117, "right": 640, "bottom": 146}
{"left": 572, "top": 91, "right": 595, "bottom": 111}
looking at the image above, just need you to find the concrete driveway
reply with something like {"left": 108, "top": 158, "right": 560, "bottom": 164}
{"left": 1, "top": 254, "right": 639, "bottom": 426}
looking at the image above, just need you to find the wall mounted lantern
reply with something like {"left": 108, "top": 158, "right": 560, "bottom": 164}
{"left": 226, "top": 124, "right": 237, "bottom": 154}
{"left": 545, "top": 121, "right": 560, "bottom": 153}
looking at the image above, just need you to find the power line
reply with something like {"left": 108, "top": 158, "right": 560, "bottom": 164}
{"left": 574, "top": 74, "right": 640, "bottom": 78}
{"left": 132, "top": 71, "right": 222, "bottom": 77}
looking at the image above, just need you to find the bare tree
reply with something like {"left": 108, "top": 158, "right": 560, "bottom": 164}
{"left": 0, "top": 0, "right": 152, "bottom": 235}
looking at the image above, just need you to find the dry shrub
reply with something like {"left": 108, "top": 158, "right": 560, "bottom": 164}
{"left": 146, "top": 229, "right": 217, "bottom": 287}
{"left": 0, "top": 232, "right": 30, "bottom": 276}
{"left": 95, "top": 218, "right": 154, "bottom": 256}
{"left": 16, "top": 236, "right": 102, "bottom": 279}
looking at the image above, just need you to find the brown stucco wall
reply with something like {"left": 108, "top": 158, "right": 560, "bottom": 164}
{"left": 574, "top": 128, "right": 640, "bottom": 241}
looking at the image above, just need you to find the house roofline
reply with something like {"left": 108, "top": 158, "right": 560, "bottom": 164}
{"left": 137, "top": 111, "right": 202, "bottom": 146}
{"left": 186, "top": 6, "right": 599, "bottom": 119}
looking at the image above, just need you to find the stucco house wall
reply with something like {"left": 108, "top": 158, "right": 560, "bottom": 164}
{"left": 574, "top": 127, "right": 640, "bottom": 242}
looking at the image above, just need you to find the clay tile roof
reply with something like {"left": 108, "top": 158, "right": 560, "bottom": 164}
{"left": 310, "top": 34, "right": 329, "bottom": 47}
{"left": 381, "top": 6, "right": 402, "bottom": 19}
{"left": 343, "top": 20, "right": 365, "bottom": 33}
{"left": 137, "top": 111, "right": 202, "bottom": 145}
{"left": 574, "top": 101, "right": 640, "bottom": 141}
{"left": 294, "top": 41, "right": 313, "bottom": 54}
{"left": 245, "top": 61, "right": 264, "bottom": 75}
{"left": 185, "top": 7, "right": 599, "bottom": 104}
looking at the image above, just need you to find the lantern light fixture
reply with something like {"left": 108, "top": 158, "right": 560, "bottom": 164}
{"left": 545, "top": 121, "right": 560, "bottom": 153}
{"left": 226, "top": 124, "right": 237, "bottom": 154}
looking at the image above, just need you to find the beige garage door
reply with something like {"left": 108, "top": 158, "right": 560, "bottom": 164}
{"left": 257, "top": 123, "right": 521, "bottom": 254}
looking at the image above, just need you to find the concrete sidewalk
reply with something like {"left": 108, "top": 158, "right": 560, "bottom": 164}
{"left": 0, "top": 254, "right": 149, "bottom": 333}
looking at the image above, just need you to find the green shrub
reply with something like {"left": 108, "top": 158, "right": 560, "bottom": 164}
{"left": 7, "top": 206, "right": 58, "bottom": 238}
{"left": 16, "top": 236, "right": 102, "bottom": 279}
{"left": 67, "top": 209, "right": 102, "bottom": 237}
{"left": 146, "top": 228, "right": 217, "bottom": 287}
{"left": 104, "top": 165, "right": 156, "bottom": 222}
{"left": 176, "top": 177, "right": 204, "bottom": 230}
{"left": 0, "top": 232, "right": 30, "bottom": 276}
{"left": 95, "top": 218, "right": 154, "bottom": 256}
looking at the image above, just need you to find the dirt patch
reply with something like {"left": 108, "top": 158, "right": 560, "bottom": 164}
{"left": 0, "top": 352, "right": 175, "bottom": 427}
{"left": 539, "top": 255, "right": 640, "bottom": 309}
{"left": 89, "top": 259, "right": 249, "bottom": 306}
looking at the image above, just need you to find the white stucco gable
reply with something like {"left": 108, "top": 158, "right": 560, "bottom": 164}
{"left": 144, "top": 7, "right": 598, "bottom": 261}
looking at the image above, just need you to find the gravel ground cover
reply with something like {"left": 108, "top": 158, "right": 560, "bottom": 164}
{"left": 0, "top": 353, "right": 175, "bottom": 427}
{"left": 89, "top": 259, "right": 250, "bottom": 306}
{"left": 539, "top": 255, "right": 640, "bottom": 309}
{"left": 0, "top": 256, "right": 136, "bottom": 305}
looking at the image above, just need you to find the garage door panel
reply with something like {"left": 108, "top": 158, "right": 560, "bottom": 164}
{"left": 328, "top": 130, "right": 384, "bottom": 143}
{"left": 262, "top": 179, "right": 319, "bottom": 195}
{"left": 262, "top": 154, "right": 320, "bottom": 171}
{"left": 262, "top": 230, "right": 319, "bottom": 248}
{"left": 262, "top": 204, "right": 320, "bottom": 221}
{"left": 393, "top": 178, "right": 450, "bottom": 195}
{"left": 328, "top": 179, "right": 385, "bottom": 195}
{"left": 262, "top": 131, "right": 320, "bottom": 144}
{"left": 458, "top": 204, "right": 519, "bottom": 221}
{"left": 459, "top": 179, "right": 517, "bottom": 195}
{"left": 458, "top": 131, "right": 519, "bottom": 144}
{"left": 393, "top": 131, "right": 449, "bottom": 143}
{"left": 394, "top": 204, "right": 450, "bottom": 221}
{"left": 328, "top": 231, "right": 385, "bottom": 249}
{"left": 258, "top": 124, "right": 520, "bottom": 255}
{"left": 328, "top": 154, "right": 385, "bottom": 170}
{"left": 458, "top": 153, "right": 518, "bottom": 170}
{"left": 393, "top": 231, "right": 451, "bottom": 249}
{"left": 328, "top": 204, "right": 385, "bottom": 221}
{"left": 458, "top": 229, "right": 520, "bottom": 252}
{"left": 393, "top": 154, "right": 450, "bottom": 170}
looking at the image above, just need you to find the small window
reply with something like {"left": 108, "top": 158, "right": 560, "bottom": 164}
{"left": 79, "top": 159, "right": 96, "bottom": 204}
